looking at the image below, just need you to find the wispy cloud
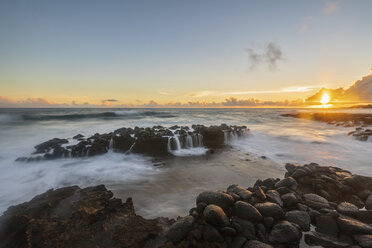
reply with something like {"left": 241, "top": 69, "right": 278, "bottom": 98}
{"left": 299, "top": 16, "right": 312, "bottom": 33}
{"left": 186, "top": 85, "right": 323, "bottom": 98}
{"left": 247, "top": 42, "right": 283, "bottom": 70}
{"left": 323, "top": 1, "right": 340, "bottom": 15}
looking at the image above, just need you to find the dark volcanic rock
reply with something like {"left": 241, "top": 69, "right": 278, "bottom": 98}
{"left": 338, "top": 216, "right": 372, "bottom": 235}
{"left": 233, "top": 201, "right": 263, "bottom": 222}
{"left": 265, "top": 190, "right": 283, "bottom": 207}
{"left": 197, "top": 191, "right": 234, "bottom": 212}
{"left": 243, "top": 240, "right": 274, "bottom": 248}
{"left": 275, "top": 177, "right": 297, "bottom": 190}
{"left": 305, "top": 231, "right": 353, "bottom": 248}
{"left": 303, "top": 193, "right": 330, "bottom": 209}
{"left": 337, "top": 202, "right": 359, "bottom": 215}
{"left": 203, "top": 204, "right": 230, "bottom": 227}
{"left": 0, "top": 185, "right": 163, "bottom": 248}
{"left": 281, "top": 192, "right": 298, "bottom": 207}
{"left": 255, "top": 202, "right": 284, "bottom": 220}
{"left": 231, "top": 217, "right": 256, "bottom": 239}
{"left": 315, "top": 215, "right": 339, "bottom": 235}
{"left": 132, "top": 136, "right": 169, "bottom": 156}
{"left": 354, "top": 234, "right": 372, "bottom": 248}
{"left": 268, "top": 220, "right": 301, "bottom": 244}
{"left": 34, "top": 138, "right": 69, "bottom": 154}
{"left": 166, "top": 216, "right": 195, "bottom": 244}
{"left": 366, "top": 195, "right": 372, "bottom": 210}
{"left": 112, "top": 134, "right": 135, "bottom": 152}
{"left": 285, "top": 210, "right": 310, "bottom": 231}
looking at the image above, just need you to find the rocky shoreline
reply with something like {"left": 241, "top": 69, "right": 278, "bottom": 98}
{"left": 1, "top": 163, "right": 372, "bottom": 248}
{"left": 282, "top": 112, "right": 372, "bottom": 141}
{"left": 16, "top": 124, "right": 248, "bottom": 162}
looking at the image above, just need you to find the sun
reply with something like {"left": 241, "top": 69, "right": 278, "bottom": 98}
{"left": 320, "top": 93, "right": 330, "bottom": 105}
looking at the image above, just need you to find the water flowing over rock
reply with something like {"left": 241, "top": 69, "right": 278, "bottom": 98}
{"left": 16, "top": 124, "right": 249, "bottom": 161}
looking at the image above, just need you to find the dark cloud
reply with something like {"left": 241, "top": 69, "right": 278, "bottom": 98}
{"left": 305, "top": 71, "right": 372, "bottom": 103}
{"left": 247, "top": 42, "right": 283, "bottom": 70}
{"left": 102, "top": 99, "right": 119, "bottom": 103}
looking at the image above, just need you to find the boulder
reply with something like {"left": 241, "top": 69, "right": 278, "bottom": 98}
{"left": 315, "top": 215, "right": 339, "bottom": 235}
{"left": 266, "top": 190, "right": 283, "bottom": 207}
{"left": 303, "top": 193, "right": 330, "bottom": 209}
{"left": 268, "top": 221, "right": 301, "bottom": 244}
{"left": 132, "top": 136, "right": 169, "bottom": 156}
{"left": 196, "top": 191, "right": 234, "bottom": 212}
{"left": 338, "top": 216, "right": 372, "bottom": 235}
{"left": 366, "top": 195, "right": 372, "bottom": 210}
{"left": 255, "top": 202, "right": 284, "bottom": 220}
{"left": 275, "top": 177, "right": 297, "bottom": 190}
{"left": 305, "top": 231, "right": 353, "bottom": 248}
{"left": 354, "top": 234, "right": 372, "bottom": 248}
{"left": 281, "top": 192, "right": 298, "bottom": 207}
{"left": 285, "top": 210, "right": 310, "bottom": 231}
{"left": 166, "top": 216, "right": 195, "bottom": 243}
{"left": 203, "top": 224, "right": 224, "bottom": 243}
{"left": 203, "top": 204, "right": 230, "bottom": 227}
{"left": 233, "top": 201, "right": 262, "bottom": 222}
{"left": 34, "top": 138, "right": 69, "bottom": 154}
{"left": 243, "top": 240, "right": 274, "bottom": 248}
{"left": 231, "top": 218, "right": 256, "bottom": 239}
{"left": 337, "top": 202, "right": 359, "bottom": 215}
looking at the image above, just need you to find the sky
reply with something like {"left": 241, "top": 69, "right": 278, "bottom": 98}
{"left": 0, "top": 0, "right": 372, "bottom": 107}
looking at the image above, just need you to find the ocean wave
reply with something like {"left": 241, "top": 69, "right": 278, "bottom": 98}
{"left": 19, "top": 111, "right": 177, "bottom": 121}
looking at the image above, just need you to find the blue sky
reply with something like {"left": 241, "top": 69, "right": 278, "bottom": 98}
{"left": 0, "top": 0, "right": 372, "bottom": 106}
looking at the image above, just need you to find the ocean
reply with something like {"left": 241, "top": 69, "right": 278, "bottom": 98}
{"left": 0, "top": 108, "right": 371, "bottom": 218}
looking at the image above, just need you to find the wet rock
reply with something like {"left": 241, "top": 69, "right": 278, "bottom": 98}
{"left": 220, "top": 226, "right": 236, "bottom": 236}
{"left": 197, "top": 191, "right": 234, "bottom": 212}
{"left": 233, "top": 201, "right": 263, "bottom": 222}
{"left": 255, "top": 202, "right": 284, "bottom": 220}
{"left": 338, "top": 216, "right": 372, "bottom": 235}
{"left": 227, "top": 185, "right": 247, "bottom": 194}
{"left": 285, "top": 210, "right": 310, "bottom": 231}
{"left": 0, "top": 185, "right": 162, "bottom": 248}
{"left": 227, "top": 185, "right": 252, "bottom": 201}
{"left": 285, "top": 163, "right": 297, "bottom": 174}
{"left": 236, "top": 190, "right": 253, "bottom": 201}
{"left": 73, "top": 134, "right": 84, "bottom": 139}
{"left": 132, "top": 136, "right": 169, "bottom": 156}
{"left": 337, "top": 202, "right": 359, "bottom": 215}
{"left": 199, "top": 126, "right": 225, "bottom": 148}
{"left": 268, "top": 220, "right": 301, "bottom": 244}
{"left": 366, "top": 195, "right": 372, "bottom": 210}
{"left": 34, "top": 138, "right": 69, "bottom": 154}
{"left": 355, "top": 211, "right": 372, "bottom": 224}
{"left": 291, "top": 168, "right": 308, "bottom": 178}
{"left": 305, "top": 231, "right": 353, "bottom": 248}
{"left": 203, "top": 204, "right": 230, "bottom": 227}
{"left": 243, "top": 240, "right": 274, "bottom": 248}
{"left": 281, "top": 192, "right": 298, "bottom": 207}
{"left": 303, "top": 193, "right": 330, "bottom": 209}
{"left": 230, "top": 236, "right": 247, "bottom": 248}
{"left": 112, "top": 134, "right": 135, "bottom": 152}
{"left": 167, "top": 216, "right": 195, "bottom": 243}
{"left": 263, "top": 217, "right": 274, "bottom": 228}
{"left": 354, "top": 234, "right": 372, "bottom": 248}
{"left": 203, "top": 224, "right": 224, "bottom": 243}
{"left": 232, "top": 218, "right": 256, "bottom": 239}
{"left": 266, "top": 190, "right": 283, "bottom": 207}
{"left": 275, "top": 177, "right": 298, "bottom": 190}
{"left": 261, "top": 178, "right": 276, "bottom": 189}
{"left": 315, "top": 215, "right": 339, "bottom": 235}
{"left": 254, "top": 186, "right": 266, "bottom": 201}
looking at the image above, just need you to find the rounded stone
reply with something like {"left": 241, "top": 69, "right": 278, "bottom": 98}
{"left": 285, "top": 210, "right": 311, "bottom": 231}
{"left": 337, "top": 202, "right": 359, "bottom": 215}
{"left": 303, "top": 193, "right": 330, "bottom": 209}
{"left": 275, "top": 177, "right": 298, "bottom": 190}
{"left": 203, "top": 204, "right": 230, "bottom": 227}
{"left": 166, "top": 215, "right": 195, "bottom": 244}
{"left": 268, "top": 220, "right": 301, "bottom": 244}
{"left": 233, "top": 201, "right": 263, "bottom": 222}
{"left": 255, "top": 202, "right": 285, "bottom": 220}
{"left": 197, "top": 191, "right": 234, "bottom": 211}
{"left": 366, "top": 195, "right": 372, "bottom": 210}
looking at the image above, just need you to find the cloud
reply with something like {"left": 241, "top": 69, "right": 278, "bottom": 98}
{"left": 186, "top": 85, "right": 323, "bottom": 98}
{"left": 323, "top": 1, "right": 339, "bottom": 15}
{"left": 247, "top": 42, "right": 283, "bottom": 70}
{"left": 222, "top": 97, "right": 304, "bottom": 107}
{"left": 299, "top": 16, "right": 312, "bottom": 33}
{"left": 305, "top": 70, "right": 372, "bottom": 103}
{"left": 102, "top": 99, "right": 118, "bottom": 103}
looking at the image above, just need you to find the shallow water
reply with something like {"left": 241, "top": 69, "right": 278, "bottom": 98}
{"left": 0, "top": 108, "right": 371, "bottom": 217}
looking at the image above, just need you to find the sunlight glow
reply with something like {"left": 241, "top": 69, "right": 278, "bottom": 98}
{"left": 320, "top": 93, "right": 330, "bottom": 105}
